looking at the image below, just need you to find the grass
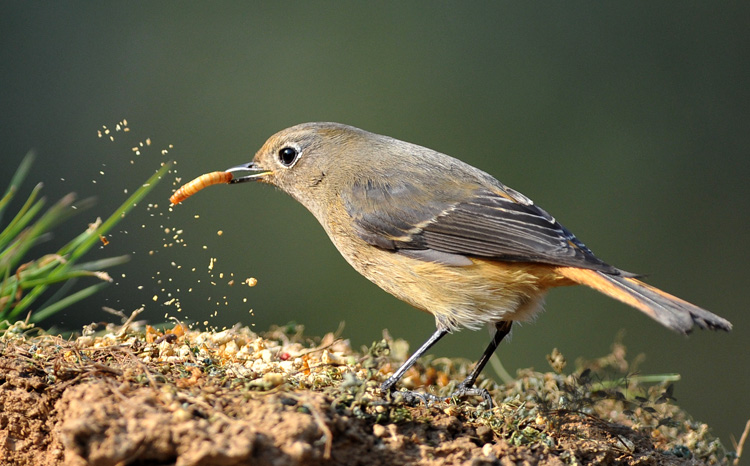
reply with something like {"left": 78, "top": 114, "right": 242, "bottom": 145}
{"left": 0, "top": 152, "right": 171, "bottom": 328}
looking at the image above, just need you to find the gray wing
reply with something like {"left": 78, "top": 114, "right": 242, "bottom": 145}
{"left": 342, "top": 177, "right": 630, "bottom": 275}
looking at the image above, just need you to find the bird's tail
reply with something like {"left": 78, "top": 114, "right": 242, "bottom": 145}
{"left": 555, "top": 267, "right": 732, "bottom": 334}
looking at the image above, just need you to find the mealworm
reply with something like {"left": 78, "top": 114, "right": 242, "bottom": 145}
{"left": 170, "top": 171, "right": 233, "bottom": 204}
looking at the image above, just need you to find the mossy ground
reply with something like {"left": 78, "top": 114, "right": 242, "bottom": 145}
{"left": 0, "top": 319, "right": 737, "bottom": 466}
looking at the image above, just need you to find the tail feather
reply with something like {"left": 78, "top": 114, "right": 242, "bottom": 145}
{"left": 556, "top": 267, "right": 732, "bottom": 334}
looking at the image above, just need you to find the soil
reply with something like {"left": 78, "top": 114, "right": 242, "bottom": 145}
{"left": 0, "top": 321, "right": 733, "bottom": 466}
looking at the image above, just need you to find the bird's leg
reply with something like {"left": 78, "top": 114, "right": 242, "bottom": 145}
{"left": 381, "top": 322, "right": 513, "bottom": 407}
{"left": 381, "top": 326, "right": 449, "bottom": 405}
{"left": 449, "top": 321, "right": 513, "bottom": 408}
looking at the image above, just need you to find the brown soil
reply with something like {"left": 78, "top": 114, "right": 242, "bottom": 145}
{"left": 0, "top": 321, "right": 732, "bottom": 466}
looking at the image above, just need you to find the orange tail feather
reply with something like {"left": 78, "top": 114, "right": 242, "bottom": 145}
{"left": 555, "top": 267, "right": 731, "bottom": 334}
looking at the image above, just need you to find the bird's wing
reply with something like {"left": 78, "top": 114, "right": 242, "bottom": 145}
{"left": 341, "top": 177, "right": 628, "bottom": 275}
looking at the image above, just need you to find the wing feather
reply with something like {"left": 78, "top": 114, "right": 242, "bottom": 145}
{"left": 342, "top": 177, "right": 630, "bottom": 275}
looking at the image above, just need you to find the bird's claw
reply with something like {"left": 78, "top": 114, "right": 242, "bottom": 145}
{"left": 382, "top": 383, "right": 494, "bottom": 408}
{"left": 450, "top": 382, "right": 494, "bottom": 408}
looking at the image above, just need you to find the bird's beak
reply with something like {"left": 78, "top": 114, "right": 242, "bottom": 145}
{"left": 226, "top": 162, "right": 273, "bottom": 183}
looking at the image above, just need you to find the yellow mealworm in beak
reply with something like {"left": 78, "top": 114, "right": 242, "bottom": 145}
{"left": 170, "top": 171, "right": 233, "bottom": 204}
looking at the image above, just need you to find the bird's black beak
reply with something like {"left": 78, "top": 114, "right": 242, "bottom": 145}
{"left": 226, "top": 162, "right": 273, "bottom": 183}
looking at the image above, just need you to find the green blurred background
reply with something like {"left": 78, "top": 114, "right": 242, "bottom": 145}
{"left": 2, "top": 3, "right": 748, "bottom": 445}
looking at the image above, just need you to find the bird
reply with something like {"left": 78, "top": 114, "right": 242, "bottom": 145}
{"left": 218, "top": 122, "right": 732, "bottom": 406}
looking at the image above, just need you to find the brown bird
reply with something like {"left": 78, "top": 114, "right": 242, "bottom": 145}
{"left": 220, "top": 122, "right": 731, "bottom": 406}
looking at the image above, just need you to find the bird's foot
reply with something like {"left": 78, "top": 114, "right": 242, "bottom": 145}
{"left": 388, "top": 389, "right": 445, "bottom": 406}
{"left": 381, "top": 381, "right": 494, "bottom": 408}
{"left": 449, "top": 381, "right": 494, "bottom": 408}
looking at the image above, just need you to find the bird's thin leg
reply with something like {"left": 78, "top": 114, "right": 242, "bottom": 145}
{"left": 381, "top": 326, "right": 449, "bottom": 404}
{"left": 449, "top": 321, "right": 513, "bottom": 408}
{"left": 460, "top": 321, "right": 512, "bottom": 389}
{"left": 381, "top": 322, "right": 512, "bottom": 407}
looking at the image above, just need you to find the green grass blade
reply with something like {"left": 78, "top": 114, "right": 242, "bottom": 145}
{"left": 74, "top": 254, "right": 131, "bottom": 271}
{"left": 68, "top": 162, "right": 172, "bottom": 263}
{"left": 16, "top": 255, "right": 130, "bottom": 289}
{"left": 0, "top": 151, "right": 35, "bottom": 224}
{"left": 57, "top": 225, "right": 97, "bottom": 257}
{"left": 0, "top": 209, "right": 47, "bottom": 269}
{"left": 0, "top": 275, "right": 20, "bottom": 315}
{"left": 0, "top": 194, "right": 75, "bottom": 276}
{"left": 0, "top": 186, "right": 45, "bottom": 251}
{"left": 6, "top": 283, "right": 47, "bottom": 320}
{"left": 0, "top": 233, "right": 54, "bottom": 281}
{"left": 29, "top": 282, "right": 110, "bottom": 323}
{"left": 1, "top": 196, "right": 96, "bottom": 269}
{"left": 7, "top": 163, "right": 172, "bottom": 321}
{"left": 0, "top": 255, "right": 64, "bottom": 298}
{"left": 0, "top": 190, "right": 15, "bottom": 219}
{"left": 21, "top": 270, "right": 106, "bottom": 289}
{"left": 34, "top": 276, "right": 79, "bottom": 318}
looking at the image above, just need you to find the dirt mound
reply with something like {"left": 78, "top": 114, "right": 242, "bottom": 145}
{"left": 0, "top": 322, "right": 731, "bottom": 465}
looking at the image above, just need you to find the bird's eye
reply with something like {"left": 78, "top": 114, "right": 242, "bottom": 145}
{"left": 278, "top": 147, "right": 299, "bottom": 167}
